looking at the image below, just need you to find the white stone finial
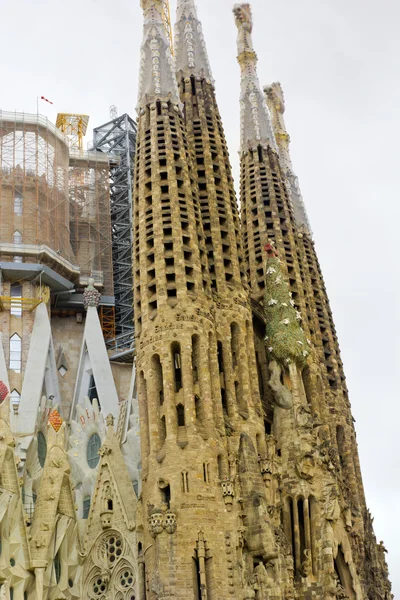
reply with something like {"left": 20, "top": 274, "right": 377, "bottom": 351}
{"left": 137, "top": 0, "right": 182, "bottom": 110}
{"left": 174, "top": 0, "right": 214, "bottom": 82}
{"left": 233, "top": 3, "right": 277, "bottom": 153}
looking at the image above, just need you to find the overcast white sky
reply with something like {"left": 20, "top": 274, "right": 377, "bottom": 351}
{"left": 1, "top": 0, "right": 398, "bottom": 593}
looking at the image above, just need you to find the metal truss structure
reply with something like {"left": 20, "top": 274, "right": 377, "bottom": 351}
{"left": 93, "top": 113, "right": 137, "bottom": 341}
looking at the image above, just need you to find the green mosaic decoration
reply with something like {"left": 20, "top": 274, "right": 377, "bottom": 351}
{"left": 263, "top": 243, "right": 310, "bottom": 369}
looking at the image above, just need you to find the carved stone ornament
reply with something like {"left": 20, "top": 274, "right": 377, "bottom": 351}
{"left": 221, "top": 478, "right": 235, "bottom": 510}
{"left": 83, "top": 278, "right": 101, "bottom": 309}
{"left": 164, "top": 509, "right": 177, "bottom": 534}
{"left": 296, "top": 452, "right": 316, "bottom": 481}
{"left": 100, "top": 510, "right": 113, "bottom": 529}
{"left": 258, "top": 456, "right": 273, "bottom": 484}
{"left": 148, "top": 504, "right": 178, "bottom": 536}
{"left": 148, "top": 509, "right": 164, "bottom": 537}
{"left": 300, "top": 548, "right": 312, "bottom": 577}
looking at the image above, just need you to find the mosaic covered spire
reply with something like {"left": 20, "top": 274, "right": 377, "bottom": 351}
{"left": 137, "top": 0, "right": 181, "bottom": 109}
{"left": 174, "top": 0, "right": 213, "bottom": 82}
{"left": 233, "top": 3, "right": 277, "bottom": 152}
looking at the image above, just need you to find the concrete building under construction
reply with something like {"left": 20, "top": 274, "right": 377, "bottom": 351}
{"left": 0, "top": 1, "right": 393, "bottom": 599}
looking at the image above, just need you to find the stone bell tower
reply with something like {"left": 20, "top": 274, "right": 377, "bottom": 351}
{"left": 234, "top": 3, "right": 392, "bottom": 599}
{"left": 134, "top": 1, "right": 289, "bottom": 598}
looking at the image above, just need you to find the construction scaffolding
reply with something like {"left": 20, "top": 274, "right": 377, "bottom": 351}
{"left": 0, "top": 111, "right": 74, "bottom": 271}
{"left": 92, "top": 113, "right": 137, "bottom": 337}
{"left": 68, "top": 150, "right": 114, "bottom": 296}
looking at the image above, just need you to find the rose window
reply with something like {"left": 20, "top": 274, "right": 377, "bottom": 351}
{"left": 120, "top": 569, "right": 134, "bottom": 588}
{"left": 107, "top": 534, "right": 123, "bottom": 567}
{"left": 92, "top": 576, "right": 107, "bottom": 597}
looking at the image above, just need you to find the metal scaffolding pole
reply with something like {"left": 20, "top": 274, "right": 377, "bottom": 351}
{"left": 92, "top": 113, "right": 137, "bottom": 339}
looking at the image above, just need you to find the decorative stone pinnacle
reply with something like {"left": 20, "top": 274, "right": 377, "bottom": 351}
{"left": 83, "top": 278, "right": 101, "bottom": 310}
{"left": 175, "top": 0, "right": 214, "bottom": 82}
{"left": 105, "top": 413, "right": 114, "bottom": 427}
{"left": 138, "top": 0, "right": 182, "bottom": 110}
{"left": 0, "top": 381, "right": 9, "bottom": 403}
{"left": 233, "top": 3, "right": 277, "bottom": 153}
{"left": 48, "top": 409, "right": 63, "bottom": 432}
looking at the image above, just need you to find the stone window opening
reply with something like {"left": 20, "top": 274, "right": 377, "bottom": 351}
{"left": 181, "top": 471, "right": 189, "bottom": 493}
{"left": 203, "top": 462, "right": 210, "bottom": 484}
{"left": 172, "top": 343, "right": 182, "bottom": 393}
{"left": 152, "top": 354, "right": 164, "bottom": 407}
{"left": 159, "top": 482, "right": 171, "bottom": 508}
{"left": 88, "top": 373, "right": 98, "bottom": 404}
{"left": 177, "top": 404, "right": 185, "bottom": 427}
{"left": 160, "top": 416, "right": 166, "bottom": 445}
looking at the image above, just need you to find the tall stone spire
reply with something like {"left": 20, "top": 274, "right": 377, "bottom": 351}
{"left": 175, "top": 0, "right": 213, "bottom": 82}
{"left": 233, "top": 3, "right": 277, "bottom": 153}
{"left": 265, "top": 82, "right": 311, "bottom": 234}
{"left": 137, "top": 0, "right": 181, "bottom": 109}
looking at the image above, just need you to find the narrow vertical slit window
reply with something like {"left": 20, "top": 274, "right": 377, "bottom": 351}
{"left": 9, "top": 334, "right": 22, "bottom": 372}
{"left": 172, "top": 343, "right": 182, "bottom": 393}
{"left": 177, "top": 404, "right": 185, "bottom": 427}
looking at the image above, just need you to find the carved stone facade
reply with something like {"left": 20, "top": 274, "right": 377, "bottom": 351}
{"left": 0, "top": 1, "right": 392, "bottom": 599}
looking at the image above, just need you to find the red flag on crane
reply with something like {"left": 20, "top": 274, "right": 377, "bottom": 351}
{"left": 40, "top": 96, "right": 53, "bottom": 105}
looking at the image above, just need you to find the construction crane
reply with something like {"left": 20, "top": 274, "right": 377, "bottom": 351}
{"left": 162, "top": 0, "right": 174, "bottom": 55}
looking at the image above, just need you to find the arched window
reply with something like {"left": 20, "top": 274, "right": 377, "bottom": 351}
{"left": 87, "top": 433, "right": 101, "bottom": 469}
{"left": 9, "top": 334, "right": 22, "bottom": 372}
{"left": 37, "top": 431, "right": 47, "bottom": 468}
{"left": 172, "top": 343, "right": 182, "bottom": 393}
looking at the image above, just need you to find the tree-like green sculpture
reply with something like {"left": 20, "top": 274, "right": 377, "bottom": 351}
{"left": 263, "top": 242, "right": 310, "bottom": 409}
{"left": 264, "top": 243, "right": 310, "bottom": 367}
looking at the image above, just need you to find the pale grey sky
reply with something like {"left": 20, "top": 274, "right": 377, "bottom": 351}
{"left": 1, "top": 0, "right": 398, "bottom": 593}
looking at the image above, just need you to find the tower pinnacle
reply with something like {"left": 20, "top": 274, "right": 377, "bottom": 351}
{"left": 233, "top": 3, "right": 277, "bottom": 153}
{"left": 265, "top": 82, "right": 312, "bottom": 234}
{"left": 175, "top": 0, "right": 213, "bottom": 82}
{"left": 137, "top": 0, "right": 181, "bottom": 109}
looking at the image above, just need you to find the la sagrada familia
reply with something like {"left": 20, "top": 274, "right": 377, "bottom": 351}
{"left": 0, "top": 1, "right": 393, "bottom": 598}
